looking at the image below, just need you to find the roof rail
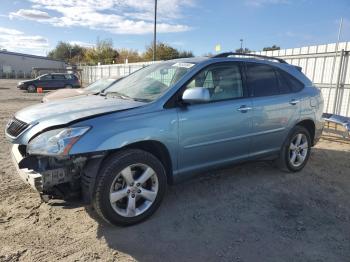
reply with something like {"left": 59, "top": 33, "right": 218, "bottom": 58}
{"left": 212, "top": 52, "right": 287, "bottom": 64}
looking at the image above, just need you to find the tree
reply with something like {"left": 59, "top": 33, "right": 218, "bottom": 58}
{"left": 263, "top": 45, "right": 280, "bottom": 51}
{"left": 69, "top": 45, "right": 86, "bottom": 64}
{"left": 48, "top": 42, "right": 87, "bottom": 64}
{"left": 235, "top": 47, "right": 252, "bottom": 53}
{"left": 48, "top": 40, "right": 194, "bottom": 65}
{"left": 178, "top": 50, "right": 194, "bottom": 58}
{"left": 143, "top": 42, "right": 193, "bottom": 61}
{"left": 48, "top": 42, "right": 73, "bottom": 62}
{"left": 116, "top": 48, "right": 142, "bottom": 63}
{"left": 84, "top": 39, "right": 118, "bottom": 65}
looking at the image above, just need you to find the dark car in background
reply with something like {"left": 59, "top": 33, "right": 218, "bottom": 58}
{"left": 17, "top": 73, "right": 80, "bottom": 93}
{"left": 42, "top": 77, "right": 121, "bottom": 102}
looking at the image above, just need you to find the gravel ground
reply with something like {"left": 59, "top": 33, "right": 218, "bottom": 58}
{"left": 0, "top": 79, "right": 350, "bottom": 262}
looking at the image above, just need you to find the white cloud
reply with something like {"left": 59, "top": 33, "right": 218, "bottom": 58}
{"left": 9, "top": 0, "right": 194, "bottom": 35}
{"left": 0, "top": 27, "right": 23, "bottom": 35}
{"left": 245, "top": 0, "right": 289, "bottom": 7}
{"left": 69, "top": 41, "right": 95, "bottom": 48}
{"left": 9, "top": 9, "right": 51, "bottom": 20}
{"left": 0, "top": 26, "right": 49, "bottom": 54}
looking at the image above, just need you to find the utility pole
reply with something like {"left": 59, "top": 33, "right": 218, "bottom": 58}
{"left": 240, "top": 39, "right": 243, "bottom": 53}
{"left": 153, "top": 0, "right": 158, "bottom": 61}
{"left": 326, "top": 17, "right": 343, "bottom": 113}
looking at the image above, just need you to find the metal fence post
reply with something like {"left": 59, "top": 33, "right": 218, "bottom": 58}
{"left": 332, "top": 49, "right": 345, "bottom": 114}
{"left": 337, "top": 51, "right": 349, "bottom": 115}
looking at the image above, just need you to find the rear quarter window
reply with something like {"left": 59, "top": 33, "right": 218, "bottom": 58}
{"left": 277, "top": 69, "right": 304, "bottom": 92}
{"left": 65, "top": 74, "right": 78, "bottom": 80}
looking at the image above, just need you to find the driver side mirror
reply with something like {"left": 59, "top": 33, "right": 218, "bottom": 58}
{"left": 182, "top": 87, "right": 210, "bottom": 104}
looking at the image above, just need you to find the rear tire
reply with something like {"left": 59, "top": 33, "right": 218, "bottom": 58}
{"left": 27, "top": 85, "right": 36, "bottom": 93}
{"left": 65, "top": 85, "right": 73, "bottom": 89}
{"left": 93, "top": 149, "right": 167, "bottom": 226}
{"left": 276, "top": 126, "right": 311, "bottom": 172}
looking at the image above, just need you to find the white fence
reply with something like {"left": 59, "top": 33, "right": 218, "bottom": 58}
{"left": 81, "top": 41, "right": 350, "bottom": 117}
{"left": 81, "top": 61, "right": 159, "bottom": 85}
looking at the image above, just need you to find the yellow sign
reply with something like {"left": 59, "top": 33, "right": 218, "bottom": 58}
{"left": 215, "top": 44, "right": 221, "bottom": 52}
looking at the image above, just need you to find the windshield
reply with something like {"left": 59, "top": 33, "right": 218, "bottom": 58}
{"left": 37, "top": 74, "right": 49, "bottom": 80}
{"left": 85, "top": 78, "right": 116, "bottom": 92}
{"left": 103, "top": 61, "right": 195, "bottom": 102}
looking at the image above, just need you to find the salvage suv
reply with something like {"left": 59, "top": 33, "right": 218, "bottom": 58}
{"left": 6, "top": 53, "right": 324, "bottom": 226}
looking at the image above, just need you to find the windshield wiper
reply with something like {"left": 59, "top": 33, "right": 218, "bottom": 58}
{"left": 102, "top": 91, "right": 150, "bottom": 102}
{"left": 104, "top": 91, "right": 133, "bottom": 100}
{"left": 132, "top": 98, "right": 151, "bottom": 102}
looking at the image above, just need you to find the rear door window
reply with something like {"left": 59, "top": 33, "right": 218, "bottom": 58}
{"left": 246, "top": 63, "right": 279, "bottom": 97}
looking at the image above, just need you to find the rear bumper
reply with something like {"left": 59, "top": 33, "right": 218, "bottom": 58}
{"left": 11, "top": 144, "right": 43, "bottom": 191}
{"left": 313, "top": 119, "right": 324, "bottom": 146}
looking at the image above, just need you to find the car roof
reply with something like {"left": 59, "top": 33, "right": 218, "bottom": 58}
{"left": 50, "top": 73, "right": 73, "bottom": 75}
{"left": 165, "top": 56, "right": 209, "bottom": 64}
{"left": 166, "top": 55, "right": 287, "bottom": 67}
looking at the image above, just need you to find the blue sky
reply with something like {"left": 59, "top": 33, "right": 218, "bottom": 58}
{"left": 0, "top": 0, "right": 349, "bottom": 56}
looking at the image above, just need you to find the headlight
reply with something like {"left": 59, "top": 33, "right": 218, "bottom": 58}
{"left": 27, "top": 126, "right": 90, "bottom": 156}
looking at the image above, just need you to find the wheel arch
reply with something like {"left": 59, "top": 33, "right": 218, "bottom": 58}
{"left": 82, "top": 140, "right": 174, "bottom": 204}
{"left": 295, "top": 119, "right": 316, "bottom": 145}
{"left": 123, "top": 140, "right": 174, "bottom": 184}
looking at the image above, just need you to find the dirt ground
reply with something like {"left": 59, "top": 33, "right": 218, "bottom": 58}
{"left": 0, "top": 79, "right": 350, "bottom": 262}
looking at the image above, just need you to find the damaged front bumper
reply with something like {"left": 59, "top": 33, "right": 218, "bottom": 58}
{"left": 11, "top": 144, "right": 43, "bottom": 191}
{"left": 10, "top": 143, "right": 105, "bottom": 202}
{"left": 11, "top": 144, "right": 87, "bottom": 194}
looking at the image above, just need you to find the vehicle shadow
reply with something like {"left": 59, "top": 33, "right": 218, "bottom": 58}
{"left": 86, "top": 147, "right": 350, "bottom": 262}
{"left": 320, "top": 132, "right": 350, "bottom": 145}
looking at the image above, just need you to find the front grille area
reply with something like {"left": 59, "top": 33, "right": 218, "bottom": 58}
{"left": 6, "top": 117, "right": 29, "bottom": 137}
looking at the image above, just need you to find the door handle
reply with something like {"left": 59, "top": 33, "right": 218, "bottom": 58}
{"left": 237, "top": 105, "right": 253, "bottom": 112}
{"left": 289, "top": 99, "right": 300, "bottom": 105}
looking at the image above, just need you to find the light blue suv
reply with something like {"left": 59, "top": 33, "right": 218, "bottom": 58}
{"left": 6, "top": 53, "right": 324, "bottom": 226}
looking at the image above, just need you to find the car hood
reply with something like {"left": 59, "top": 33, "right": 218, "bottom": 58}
{"left": 15, "top": 94, "right": 146, "bottom": 125}
{"left": 19, "top": 79, "right": 34, "bottom": 84}
{"left": 42, "top": 89, "right": 90, "bottom": 102}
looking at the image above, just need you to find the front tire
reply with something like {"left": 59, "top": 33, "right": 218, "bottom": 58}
{"left": 27, "top": 85, "right": 36, "bottom": 93}
{"left": 276, "top": 126, "right": 311, "bottom": 172}
{"left": 93, "top": 149, "right": 167, "bottom": 226}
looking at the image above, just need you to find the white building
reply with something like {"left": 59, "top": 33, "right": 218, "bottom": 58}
{"left": 0, "top": 50, "right": 66, "bottom": 78}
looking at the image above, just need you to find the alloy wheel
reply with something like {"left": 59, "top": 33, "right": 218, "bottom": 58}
{"left": 288, "top": 133, "right": 309, "bottom": 167}
{"left": 109, "top": 163, "right": 159, "bottom": 217}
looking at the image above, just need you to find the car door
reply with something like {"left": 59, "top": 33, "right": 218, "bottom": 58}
{"left": 37, "top": 74, "right": 53, "bottom": 89}
{"left": 245, "top": 62, "right": 301, "bottom": 157}
{"left": 177, "top": 62, "right": 253, "bottom": 174}
{"left": 51, "top": 74, "right": 66, "bottom": 89}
